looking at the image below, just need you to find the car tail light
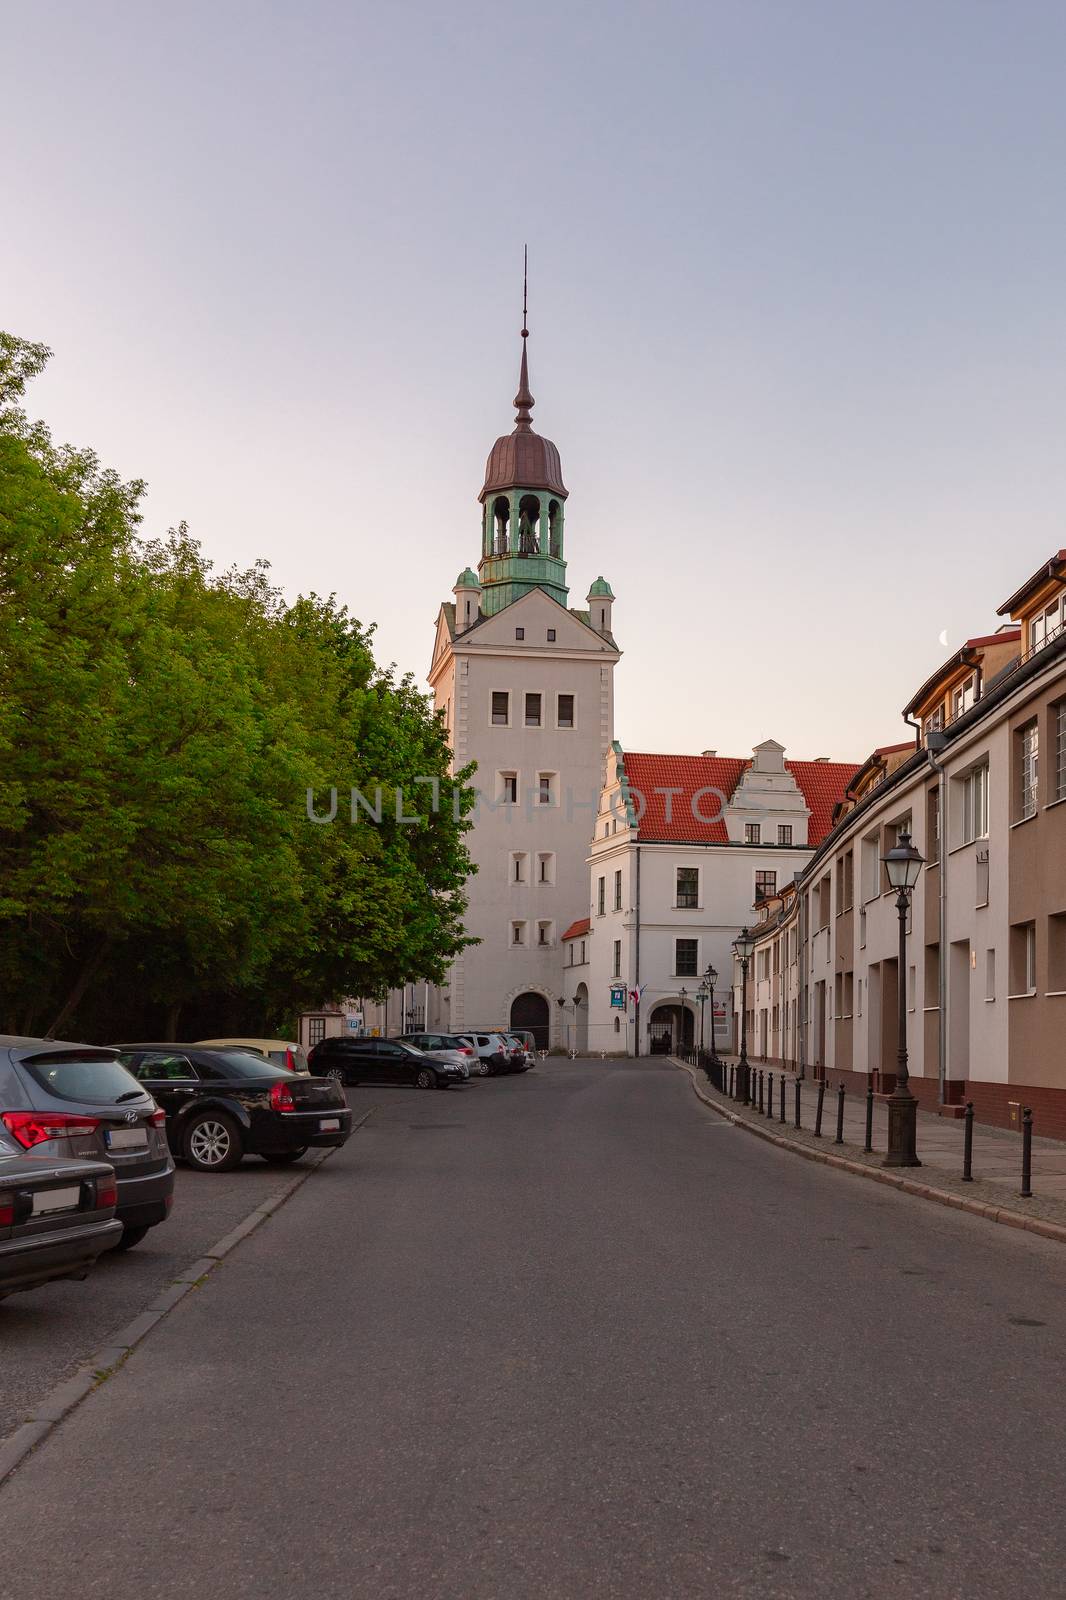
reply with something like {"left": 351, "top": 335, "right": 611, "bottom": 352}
{"left": 149, "top": 1108, "right": 166, "bottom": 1128}
{"left": 1, "top": 1111, "right": 101, "bottom": 1149}
{"left": 459, "top": 1047, "right": 473, "bottom": 1055}
{"left": 285, "top": 1048, "right": 296, "bottom": 1071}
{"left": 270, "top": 1080, "right": 296, "bottom": 1112}
{"left": 96, "top": 1173, "right": 118, "bottom": 1210}
{"left": 0, "top": 1191, "right": 13, "bottom": 1226}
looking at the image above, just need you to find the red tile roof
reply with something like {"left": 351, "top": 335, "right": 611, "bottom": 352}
{"left": 621, "top": 752, "right": 858, "bottom": 846}
{"left": 561, "top": 917, "right": 591, "bottom": 941}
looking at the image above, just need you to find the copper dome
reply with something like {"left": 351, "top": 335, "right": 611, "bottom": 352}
{"left": 479, "top": 334, "right": 568, "bottom": 502}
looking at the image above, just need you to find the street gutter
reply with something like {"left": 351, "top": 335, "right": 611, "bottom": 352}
{"left": 672, "top": 1059, "right": 1066, "bottom": 1248}
{"left": 0, "top": 1108, "right": 376, "bottom": 1489}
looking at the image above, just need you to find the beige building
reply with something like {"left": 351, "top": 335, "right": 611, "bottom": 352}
{"left": 733, "top": 549, "right": 1066, "bottom": 1138}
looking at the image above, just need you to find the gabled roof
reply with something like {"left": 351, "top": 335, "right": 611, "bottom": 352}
{"left": 620, "top": 752, "right": 858, "bottom": 845}
{"left": 997, "top": 551, "right": 1066, "bottom": 617}
{"left": 561, "top": 917, "right": 591, "bottom": 941}
{"left": 902, "top": 630, "right": 1020, "bottom": 718}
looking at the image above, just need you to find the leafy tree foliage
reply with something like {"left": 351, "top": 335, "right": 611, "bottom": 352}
{"left": 0, "top": 334, "right": 474, "bottom": 1040}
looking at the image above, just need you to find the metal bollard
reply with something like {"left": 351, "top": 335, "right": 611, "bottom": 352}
{"left": 758, "top": 1070, "right": 764, "bottom": 1114}
{"left": 794, "top": 1076, "right": 801, "bottom": 1129}
{"left": 864, "top": 1081, "right": 874, "bottom": 1154}
{"left": 729, "top": 1063, "right": 735, "bottom": 1098}
{"left": 962, "top": 1101, "right": 974, "bottom": 1181}
{"left": 767, "top": 1072, "right": 774, "bottom": 1118}
{"left": 814, "top": 1079, "right": 826, "bottom": 1137}
{"left": 1021, "top": 1106, "right": 1033, "bottom": 1198}
{"left": 780, "top": 1077, "right": 786, "bottom": 1123}
{"left": 835, "top": 1081, "right": 845, "bottom": 1144}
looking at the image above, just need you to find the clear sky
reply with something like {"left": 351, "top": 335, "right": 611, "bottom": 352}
{"left": 6, "top": 0, "right": 1066, "bottom": 764}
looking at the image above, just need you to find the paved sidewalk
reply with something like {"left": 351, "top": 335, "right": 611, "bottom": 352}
{"left": 679, "top": 1055, "right": 1066, "bottom": 1237}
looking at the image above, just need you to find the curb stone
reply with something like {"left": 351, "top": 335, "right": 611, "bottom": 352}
{"left": 672, "top": 1059, "right": 1066, "bottom": 1248}
{"left": 0, "top": 1107, "right": 375, "bottom": 1490}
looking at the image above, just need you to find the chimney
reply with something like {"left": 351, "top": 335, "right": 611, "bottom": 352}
{"left": 813, "top": 756, "right": 830, "bottom": 763}
{"left": 701, "top": 749, "right": 716, "bottom": 757}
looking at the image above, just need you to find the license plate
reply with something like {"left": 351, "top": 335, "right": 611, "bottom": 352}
{"left": 107, "top": 1127, "right": 148, "bottom": 1150}
{"left": 319, "top": 1117, "right": 340, "bottom": 1132}
{"left": 33, "top": 1186, "right": 81, "bottom": 1215}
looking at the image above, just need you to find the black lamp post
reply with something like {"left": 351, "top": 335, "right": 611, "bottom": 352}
{"left": 678, "top": 985, "right": 688, "bottom": 1054}
{"left": 704, "top": 963, "right": 720, "bottom": 1065}
{"left": 733, "top": 928, "right": 755, "bottom": 1105}
{"left": 882, "top": 829, "right": 924, "bottom": 1168}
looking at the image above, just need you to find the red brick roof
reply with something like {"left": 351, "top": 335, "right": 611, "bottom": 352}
{"left": 621, "top": 752, "right": 858, "bottom": 846}
{"left": 561, "top": 917, "right": 591, "bottom": 941}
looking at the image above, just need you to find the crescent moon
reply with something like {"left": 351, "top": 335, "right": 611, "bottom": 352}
{"left": 938, "top": 629, "right": 949, "bottom": 648}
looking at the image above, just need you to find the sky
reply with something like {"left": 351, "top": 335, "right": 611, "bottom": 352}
{"left": 5, "top": 0, "right": 1066, "bottom": 764}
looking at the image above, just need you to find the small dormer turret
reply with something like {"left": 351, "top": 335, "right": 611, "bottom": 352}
{"left": 453, "top": 568, "right": 481, "bottom": 633}
{"left": 587, "top": 576, "right": 615, "bottom": 637}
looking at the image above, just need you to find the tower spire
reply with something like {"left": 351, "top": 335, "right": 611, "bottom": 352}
{"left": 514, "top": 244, "right": 534, "bottom": 432}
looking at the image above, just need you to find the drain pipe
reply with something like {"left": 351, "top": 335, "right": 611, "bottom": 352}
{"left": 926, "top": 729, "right": 949, "bottom": 1105}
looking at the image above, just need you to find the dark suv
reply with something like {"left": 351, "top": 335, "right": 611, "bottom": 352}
{"left": 308, "top": 1036, "right": 464, "bottom": 1090}
{"left": 0, "top": 1036, "right": 175, "bottom": 1250}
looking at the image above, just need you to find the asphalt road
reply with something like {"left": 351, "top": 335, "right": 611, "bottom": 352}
{"left": 2, "top": 1059, "right": 1066, "bottom": 1600}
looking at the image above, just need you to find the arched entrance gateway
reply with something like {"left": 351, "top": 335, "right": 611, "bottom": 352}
{"left": 510, "top": 991, "right": 550, "bottom": 1051}
{"left": 648, "top": 1003, "right": 694, "bottom": 1055}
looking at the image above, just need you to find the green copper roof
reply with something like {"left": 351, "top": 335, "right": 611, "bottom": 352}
{"left": 454, "top": 567, "right": 481, "bottom": 589}
{"left": 588, "top": 575, "right": 614, "bottom": 598}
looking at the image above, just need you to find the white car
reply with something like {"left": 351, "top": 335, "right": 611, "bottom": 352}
{"left": 456, "top": 1033, "right": 511, "bottom": 1076}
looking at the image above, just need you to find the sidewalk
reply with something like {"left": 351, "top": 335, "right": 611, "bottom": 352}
{"left": 674, "top": 1055, "right": 1066, "bottom": 1243}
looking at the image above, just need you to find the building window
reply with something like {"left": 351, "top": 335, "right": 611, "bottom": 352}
{"left": 568, "top": 942, "right": 575, "bottom": 966}
{"left": 538, "top": 853, "right": 553, "bottom": 884}
{"left": 985, "top": 948, "right": 996, "bottom": 1001}
{"left": 745, "top": 823, "right": 761, "bottom": 845}
{"left": 1010, "top": 921, "right": 1036, "bottom": 994}
{"left": 613, "top": 939, "right": 622, "bottom": 977}
{"left": 676, "top": 866, "right": 699, "bottom": 908}
{"left": 491, "top": 691, "right": 510, "bottom": 726}
{"left": 613, "top": 870, "right": 623, "bottom": 911}
{"left": 926, "top": 786, "right": 940, "bottom": 865}
{"left": 1030, "top": 596, "right": 1064, "bottom": 654}
{"left": 951, "top": 676, "right": 976, "bottom": 721}
{"left": 1048, "top": 912, "right": 1066, "bottom": 991}
{"left": 511, "top": 921, "right": 526, "bottom": 946}
{"left": 512, "top": 852, "right": 527, "bottom": 882}
{"left": 538, "top": 773, "right": 554, "bottom": 806}
{"left": 778, "top": 824, "right": 792, "bottom": 846}
{"left": 580, "top": 940, "right": 586, "bottom": 963}
{"left": 597, "top": 876, "right": 606, "bottom": 916}
{"left": 924, "top": 706, "right": 945, "bottom": 737}
{"left": 675, "top": 939, "right": 698, "bottom": 977}
{"left": 1017, "top": 722, "right": 1039, "bottom": 820}
{"left": 547, "top": 628, "right": 556, "bottom": 642}
{"left": 499, "top": 772, "right": 518, "bottom": 804}
{"left": 308, "top": 1017, "right": 326, "bottom": 1048}
{"left": 537, "top": 921, "right": 552, "bottom": 947}
{"left": 557, "top": 693, "right": 575, "bottom": 728}
{"left": 1054, "top": 701, "right": 1066, "bottom": 803}
{"left": 755, "top": 870, "right": 777, "bottom": 902}
{"left": 961, "top": 763, "right": 989, "bottom": 843}
{"left": 525, "top": 692, "right": 541, "bottom": 727}
{"left": 515, "top": 627, "right": 525, "bottom": 640}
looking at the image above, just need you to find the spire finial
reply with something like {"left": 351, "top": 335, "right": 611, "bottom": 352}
{"left": 514, "top": 244, "right": 534, "bottom": 430}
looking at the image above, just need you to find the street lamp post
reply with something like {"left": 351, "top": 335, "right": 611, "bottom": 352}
{"left": 704, "top": 963, "right": 719, "bottom": 1066}
{"left": 882, "top": 829, "right": 924, "bottom": 1168}
{"left": 696, "top": 979, "right": 709, "bottom": 1053}
{"left": 678, "top": 985, "right": 688, "bottom": 1055}
{"left": 733, "top": 929, "right": 755, "bottom": 1105}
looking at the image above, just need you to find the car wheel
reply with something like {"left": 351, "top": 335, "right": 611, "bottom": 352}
{"left": 478, "top": 1061, "right": 491, "bottom": 1076}
{"left": 260, "top": 1149, "right": 307, "bottom": 1164}
{"left": 185, "top": 1112, "right": 243, "bottom": 1172}
{"left": 112, "top": 1224, "right": 150, "bottom": 1252}
{"left": 323, "top": 1064, "right": 347, "bottom": 1087}
{"left": 415, "top": 1067, "right": 437, "bottom": 1090}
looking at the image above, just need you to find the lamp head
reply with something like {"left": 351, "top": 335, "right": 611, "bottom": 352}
{"left": 883, "top": 828, "right": 924, "bottom": 891}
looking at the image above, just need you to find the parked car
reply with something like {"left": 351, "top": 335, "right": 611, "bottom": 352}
{"left": 501, "top": 1034, "right": 531, "bottom": 1072}
{"left": 116, "top": 1046, "right": 352, "bottom": 1172}
{"left": 456, "top": 1033, "right": 511, "bottom": 1076}
{"left": 0, "top": 1036, "right": 174, "bottom": 1251}
{"left": 397, "top": 1033, "right": 475, "bottom": 1078}
{"left": 307, "top": 1036, "right": 465, "bottom": 1090}
{"left": 0, "top": 1127, "right": 122, "bottom": 1300}
{"left": 194, "top": 1038, "right": 310, "bottom": 1074}
{"left": 507, "top": 1029, "right": 538, "bottom": 1056}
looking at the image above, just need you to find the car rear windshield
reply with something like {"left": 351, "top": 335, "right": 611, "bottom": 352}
{"left": 20, "top": 1053, "right": 145, "bottom": 1106}
{"left": 199, "top": 1052, "right": 291, "bottom": 1080}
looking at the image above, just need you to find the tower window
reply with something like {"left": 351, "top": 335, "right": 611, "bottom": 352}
{"left": 537, "top": 773, "right": 554, "bottom": 806}
{"left": 511, "top": 921, "right": 526, "bottom": 946}
{"left": 491, "top": 691, "right": 509, "bottom": 726}
{"left": 515, "top": 627, "right": 525, "bottom": 640}
{"left": 745, "top": 824, "right": 761, "bottom": 845}
{"left": 525, "top": 693, "right": 542, "bottom": 727}
{"left": 537, "top": 921, "right": 553, "bottom": 947}
{"left": 499, "top": 772, "right": 518, "bottom": 804}
{"left": 512, "top": 853, "right": 527, "bottom": 883}
{"left": 613, "top": 939, "right": 622, "bottom": 977}
{"left": 547, "top": 628, "right": 556, "bottom": 642}
{"left": 557, "top": 693, "right": 575, "bottom": 729}
{"left": 538, "top": 853, "right": 554, "bottom": 884}
{"left": 778, "top": 825, "right": 792, "bottom": 846}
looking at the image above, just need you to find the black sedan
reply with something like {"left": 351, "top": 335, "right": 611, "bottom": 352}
{"left": 0, "top": 1129, "right": 122, "bottom": 1300}
{"left": 307, "top": 1035, "right": 466, "bottom": 1089}
{"left": 115, "top": 1047, "right": 353, "bottom": 1173}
